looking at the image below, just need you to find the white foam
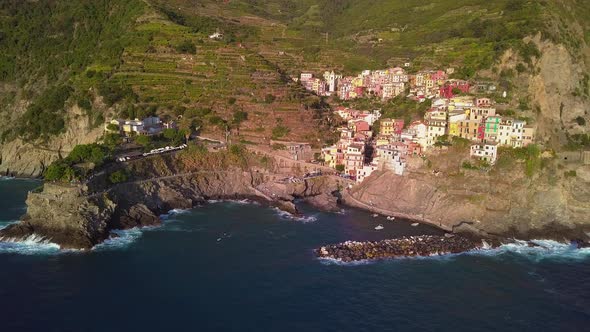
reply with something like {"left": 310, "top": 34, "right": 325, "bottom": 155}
{"left": 160, "top": 208, "right": 191, "bottom": 220}
{"left": 469, "top": 239, "right": 590, "bottom": 262}
{"left": 317, "top": 256, "right": 374, "bottom": 266}
{"left": 272, "top": 208, "right": 318, "bottom": 223}
{"left": 0, "top": 176, "right": 15, "bottom": 181}
{"left": 0, "top": 234, "right": 62, "bottom": 255}
{"left": 92, "top": 228, "right": 145, "bottom": 251}
{"left": 0, "top": 220, "right": 17, "bottom": 231}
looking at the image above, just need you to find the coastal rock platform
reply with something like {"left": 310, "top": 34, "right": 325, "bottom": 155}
{"left": 315, "top": 235, "right": 482, "bottom": 262}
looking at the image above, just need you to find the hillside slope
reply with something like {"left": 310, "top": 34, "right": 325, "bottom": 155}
{"left": 0, "top": 0, "right": 588, "bottom": 176}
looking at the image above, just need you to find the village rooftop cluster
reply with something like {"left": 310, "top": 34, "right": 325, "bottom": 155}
{"left": 299, "top": 67, "right": 486, "bottom": 102}
{"left": 321, "top": 94, "right": 536, "bottom": 183}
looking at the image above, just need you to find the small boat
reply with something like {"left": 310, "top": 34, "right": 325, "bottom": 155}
{"left": 374, "top": 225, "right": 384, "bottom": 230}
{"left": 372, "top": 214, "right": 379, "bottom": 218}
{"left": 216, "top": 238, "right": 222, "bottom": 242}
{"left": 411, "top": 223, "right": 419, "bottom": 227}
{"left": 386, "top": 216, "right": 395, "bottom": 221}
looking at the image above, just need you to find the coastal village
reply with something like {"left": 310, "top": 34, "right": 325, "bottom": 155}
{"left": 100, "top": 65, "right": 538, "bottom": 184}
{"left": 299, "top": 67, "right": 536, "bottom": 182}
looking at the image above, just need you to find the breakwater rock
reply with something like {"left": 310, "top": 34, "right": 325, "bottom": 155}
{"left": 315, "top": 235, "right": 481, "bottom": 262}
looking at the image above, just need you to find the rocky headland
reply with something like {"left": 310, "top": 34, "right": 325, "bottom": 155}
{"left": 0, "top": 151, "right": 345, "bottom": 249}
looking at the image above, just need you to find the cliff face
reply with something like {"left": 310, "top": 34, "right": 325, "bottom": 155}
{"left": 0, "top": 183, "right": 116, "bottom": 249}
{"left": 0, "top": 159, "right": 344, "bottom": 249}
{"left": 0, "top": 105, "right": 104, "bottom": 177}
{"left": 345, "top": 163, "right": 590, "bottom": 241}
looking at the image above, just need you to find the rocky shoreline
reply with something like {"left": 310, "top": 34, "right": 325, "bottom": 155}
{"left": 315, "top": 235, "right": 485, "bottom": 262}
{"left": 0, "top": 163, "right": 345, "bottom": 249}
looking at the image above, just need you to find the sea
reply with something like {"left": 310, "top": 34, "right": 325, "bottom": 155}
{"left": 0, "top": 178, "right": 589, "bottom": 331}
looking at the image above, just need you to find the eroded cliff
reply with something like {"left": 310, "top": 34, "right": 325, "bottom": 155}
{"left": 344, "top": 158, "right": 590, "bottom": 241}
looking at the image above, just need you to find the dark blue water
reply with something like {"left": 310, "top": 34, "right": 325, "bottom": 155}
{"left": 1, "top": 179, "right": 589, "bottom": 331}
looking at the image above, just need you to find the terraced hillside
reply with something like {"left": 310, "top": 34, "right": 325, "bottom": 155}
{"left": 0, "top": 0, "right": 589, "bottom": 176}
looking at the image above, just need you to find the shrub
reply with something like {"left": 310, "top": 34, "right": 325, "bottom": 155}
{"left": 109, "top": 170, "right": 128, "bottom": 184}
{"left": 175, "top": 39, "right": 196, "bottom": 54}
{"left": 106, "top": 123, "right": 119, "bottom": 132}
{"left": 335, "top": 164, "right": 345, "bottom": 172}
{"left": 264, "top": 94, "right": 276, "bottom": 104}
{"left": 564, "top": 170, "right": 577, "bottom": 178}
{"left": 271, "top": 125, "right": 290, "bottom": 139}
{"left": 575, "top": 116, "right": 586, "bottom": 126}
{"left": 462, "top": 161, "right": 477, "bottom": 170}
{"left": 515, "top": 63, "right": 527, "bottom": 73}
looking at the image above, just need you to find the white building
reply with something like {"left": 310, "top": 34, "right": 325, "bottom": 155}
{"left": 376, "top": 146, "right": 406, "bottom": 175}
{"left": 470, "top": 142, "right": 498, "bottom": 164}
{"left": 356, "top": 163, "right": 378, "bottom": 183}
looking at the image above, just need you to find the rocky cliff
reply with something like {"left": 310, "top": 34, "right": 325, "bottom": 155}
{"left": 0, "top": 105, "right": 104, "bottom": 177}
{"left": 0, "top": 154, "right": 344, "bottom": 249}
{"left": 344, "top": 159, "right": 590, "bottom": 241}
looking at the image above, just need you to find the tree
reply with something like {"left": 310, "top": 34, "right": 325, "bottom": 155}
{"left": 135, "top": 135, "right": 150, "bottom": 147}
{"left": 106, "top": 123, "right": 119, "bottom": 132}
{"left": 109, "top": 170, "right": 128, "bottom": 184}
{"left": 175, "top": 39, "right": 196, "bottom": 54}
{"left": 232, "top": 110, "right": 248, "bottom": 135}
{"left": 335, "top": 164, "right": 345, "bottom": 172}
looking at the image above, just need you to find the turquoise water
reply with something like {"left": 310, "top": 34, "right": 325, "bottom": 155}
{"left": 0, "top": 179, "right": 589, "bottom": 331}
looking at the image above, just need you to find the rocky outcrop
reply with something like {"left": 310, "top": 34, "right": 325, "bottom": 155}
{"left": 0, "top": 183, "right": 117, "bottom": 249}
{"left": 0, "top": 105, "right": 104, "bottom": 177}
{"left": 315, "top": 235, "right": 481, "bottom": 262}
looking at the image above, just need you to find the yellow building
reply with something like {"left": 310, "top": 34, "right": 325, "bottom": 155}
{"left": 380, "top": 118, "right": 395, "bottom": 136}
{"left": 375, "top": 136, "right": 390, "bottom": 147}
{"left": 448, "top": 112, "right": 467, "bottom": 137}
{"left": 322, "top": 146, "right": 338, "bottom": 168}
{"left": 352, "top": 77, "right": 364, "bottom": 87}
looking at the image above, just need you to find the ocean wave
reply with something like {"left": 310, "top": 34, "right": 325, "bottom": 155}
{"left": 92, "top": 228, "right": 145, "bottom": 251}
{"left": 160, "top": 208, "right": 191, "bottom": 220}
{"left": 0, "top": 234, "right": 63, "bottom": 255}
{"left": 272, "top": 208, "right": 318, "bottom": 223}
{"left": 0, "top": 176, "right": 15, "bottom": 181}
{"left": 0, "top": 220, "right": 17, "bottom": 230}
{"left": 317, "top": 256, "right": 374, "bottom": 266}
{"left": 468, "top": 239, "right": 590, "bottom": 262}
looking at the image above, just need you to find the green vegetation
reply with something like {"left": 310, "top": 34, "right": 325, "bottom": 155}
{"left": 566, "top": 134, "right": 590, "bottom": 150}
{"left": 17, "top": 85, "right": 72, "bottom": 140}
{"left": 44, "top": 143, "right": 112, "bottom": 182}
{"left": 0, "top": 0, "right": 146, "bottom": 140}
{"left": 462, "top": 161, "right": 478, "bottom": 170}
{"left": 179, "top": 143, "right": 253, "bottom": 170}
{"left": 575, "top": 116, "right": 586, "bottom": 126}
{"left": 495, "top": 144, "right": 541, "bottom": 177}
{"left": 175, "top": 39, "right": 196, "bottom": 54}
{"left": 271, "top": 125, "right": 290, "bottom": 139}
{"left": 335, "top": 164, "right": 345, "bottom": 173}
{"left": 564, "top": 170, "right": 577, "bottom": 178}
{"left": 108, "top": 170, "right": 129, "bottom": 184}
{"left": 2, "top": 0, "right": 588, "bottom": 147}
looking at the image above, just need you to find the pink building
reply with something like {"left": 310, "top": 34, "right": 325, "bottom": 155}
{"left": 439, "top": 80, "right": 470, "bottom": 98}
{"left": 393, "top": 119, "right": 405, "bottom": 136}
